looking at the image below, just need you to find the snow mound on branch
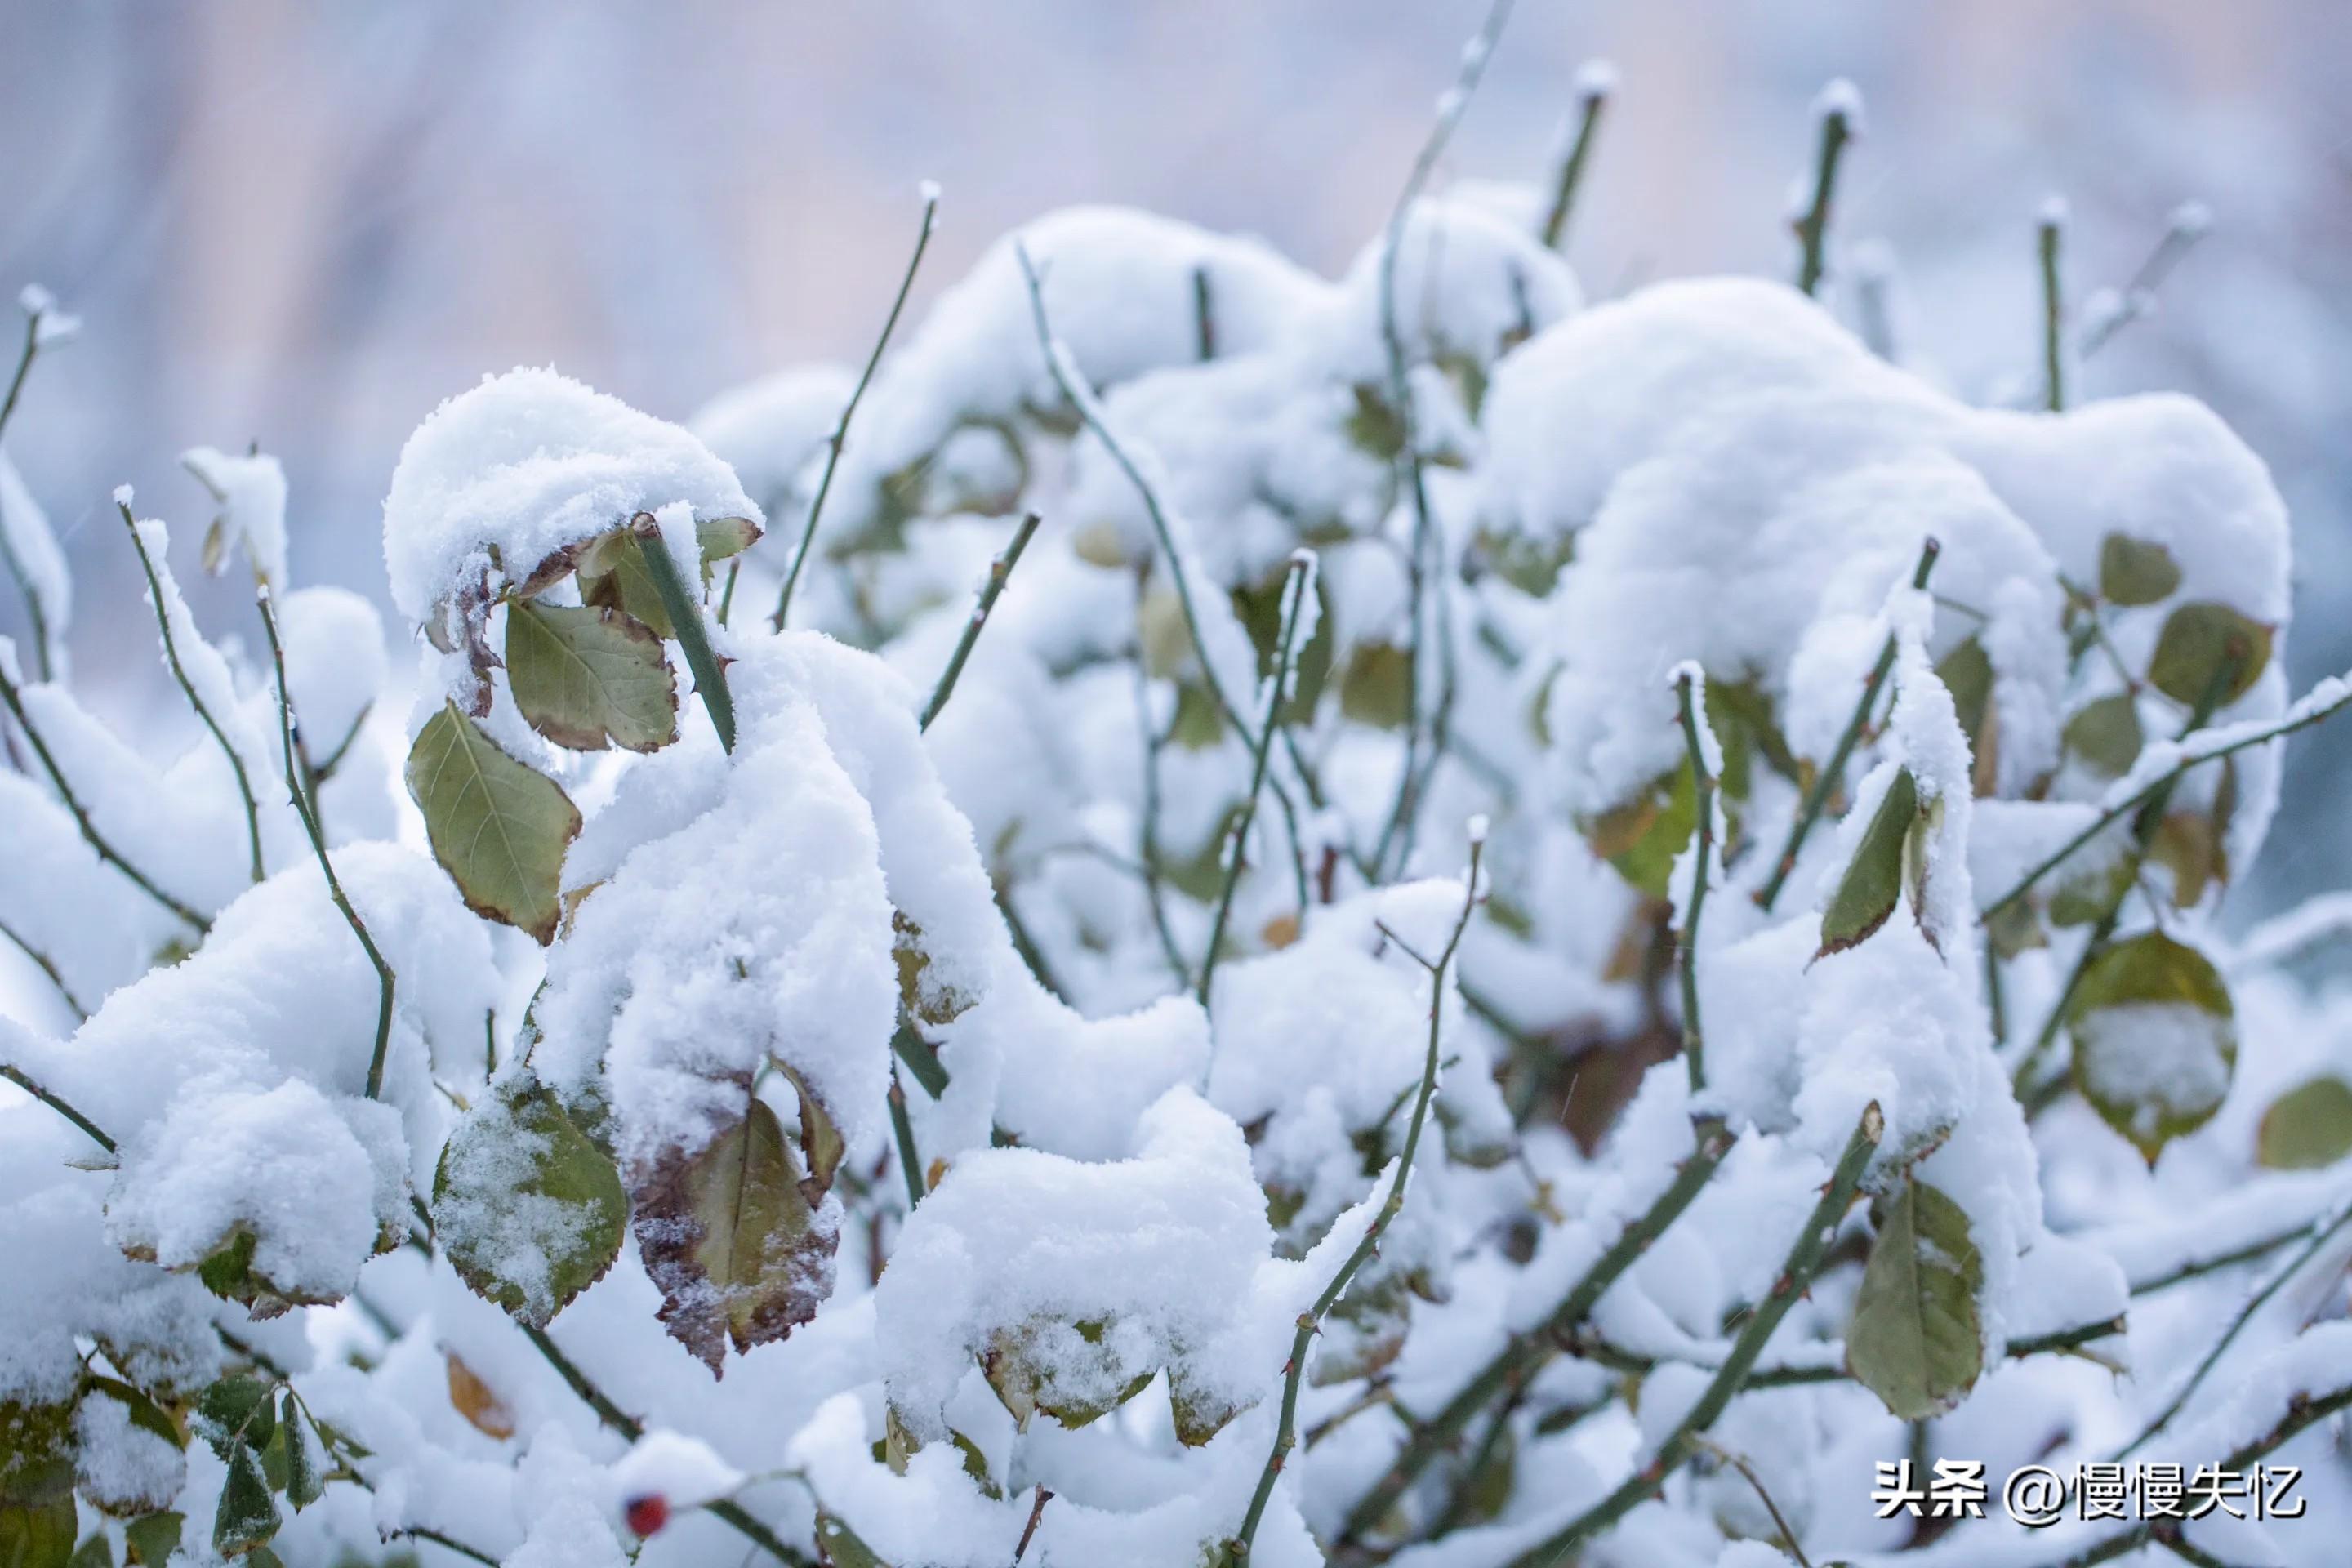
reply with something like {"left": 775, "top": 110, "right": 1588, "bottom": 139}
{"left": 183, "top": 443, "right": 292, "bottom": 586}
{"left": 382, "top": 366, "right": 760, "bottom": 623}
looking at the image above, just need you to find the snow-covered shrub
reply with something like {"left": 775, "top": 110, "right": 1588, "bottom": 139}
{"left": 4, "top": 23, "right": 2352, "bottom": 1568}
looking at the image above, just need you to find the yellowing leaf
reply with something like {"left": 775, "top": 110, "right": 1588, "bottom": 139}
{"left": 434, "top": 1071, "right": 626, "bottom": 1329}
{"left": 505, "top": 600, "right": 677, "bottom": 753}
{"left": 2099, "top": 532, "right": 2182, "bottom": 606}
{"left": 1584, "top": 764, "right": 1695, "bottom": 899}
{"left": 632, "top": 1094, "right": 835, "bottom": 1377}
{"left": 2068, "top": 932, "right": 2237, "bottom": 1165}
{"left": 2256, "top": 1076, "right": 2352, "bottom": 1170}
{"left": 1846, "top": 1178, "right": 1984, "bottom": 1420}
{"left": 2148, "top": 602, "right": 2271, "bottom": 707}
{"left": 443, "top": 1355, "right": 516, "bottom": 1441}
{"left": 407, "top": 701, "right": 582, "bottom": 945}
{"left": 1339, "top": 643, "right": 1413, "bottom": 730}
{"left": 1816, "top": 768, "right": 1920, "bottom": 958}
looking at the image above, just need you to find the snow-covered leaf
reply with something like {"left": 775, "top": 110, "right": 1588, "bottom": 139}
{"left": 2256, "top": 1076, "right": 2352, "bottom": 1170}
{"left": 631, "top": 1093, "right": 835, "bottom": 1377}
{"left": 2068, "top": 931, "right": 2237, "bottom": 1164}
{"left": 1936, "top": 637, "right": 1998, "bottom": 796}
{"left": 505, "top": 599, "right": 678, "bottom": 754}
{"left": 406, "top": 700, "right": 582, "bottom": 943}
{"left": 1585, "top": 762, "right": 1695, "bottom": 898}
{"left": 1846, "top": 1177, "right": 1984, "bottom": 1420}
{"left": 1817, "top": 768, "right": 1921, "bottom": 957}
{"left": 122, "top": 1513, "right": 181, "bottom": 1567}
{"left": 2148, "top": 601, "right": 2271, "bottom": 706}
{"left": 434, "top": 1070, "right": 628, "bottom": 1327}
{"left": 577, "top": 526, "right": 677, "bottom": 639}
{"left": 815, "top": 1511, "right": 893, "bottom": 1568}
{"left": 0, "top": 1401, "right": 75, "bottom": 1508}
{"left": 276, "top": 1396, "right": 322, "bottom": 1512}
{"left": 2099, "top": 532, "right": 2181, "bottom": 606}
{"left": 210, "top": 1439, "right": 278, "bottom": 1558}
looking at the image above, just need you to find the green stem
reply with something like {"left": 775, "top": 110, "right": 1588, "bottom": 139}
{"left": 920, "top": 512, "right": 1040, "bottom": 732}
{"left": 892, "top": 1020, "right": 950, "bottom": 1099}
{"left": 2039, "top": 204, "right": 2066, "bottom": 412}
{"left": 1673, "top": 671, "right": 1717, "bottom": 1091}
{"left": 1793, "top": 89, "right": 1856, "bottom": 296}
{"left": 887, "top": 1076, "right": 927, "bottom": 1209}
{"left": 120, "top": 499, "right": 265, "bottom": 883}
{"left": 259, "top": 590, "right": 397, "bottom": 1099}
{"left": 0, "top": 915, "right": 87, "bottom": 1018}
{"left": 0, "top": 309, "right": 56, "bottom": 682}
{"left": 1756, "top": 538, "right": 1938, "bottom": 912}
{"left": 1505, "top": 1105, "right": 1882, "bottom": 1568}
{"left": 768, "top": 188, "right": 938, "bottom": 633}
{"left": 1227, "top": 833, "right": 1486, "bottom": 1561}
{"left": 0, "top": 652, "right": 209, "bottom": 930}
{"left": 634, "top": 512, "right": 736, "bottom": 753}
{"left": 0, "top": 1060, "right": 118, "bottom": 1154}
{"left": 1199, "top": 554, "right": 1312, "bottom": 1009}
{"left": 1539, "top": 67, "right": 1610, "bottom": 252}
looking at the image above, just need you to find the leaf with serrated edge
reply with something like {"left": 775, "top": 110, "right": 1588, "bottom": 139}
{"left": 406, "top": 701, "right": 581, "bottom": 944}
{"left": 2256, "top": 1076, "right": 2352, "bottom": 1170}
{"left": 1846, "top": 1178, "right": 1985, "bottom": 1420}
{"left": 631, "top": 1093, "right": 835, "bottom": 1376}
{"left": 1817, "top": 768, "right": 1918, "bottom": 958}
{"left": 577, "top": 528, "right": 674, "bottom": 638}
{"left": 2099, "top": 532, "right": 2182, "bottom": 606}
{"left": 2068, "top": 931, "right": 2237, "bottom": 1164}
{"left": 211, "top": 1440, "right": 278, "bottom": 1558}
{"left": 505, "top": 600, "right": 677, "bottom": 754}
{"left": 277, "top": 1395, "right": 322, "bottom": 1512}
{"left": 434, "top": 1071, "right": 627, "bottom": 1327}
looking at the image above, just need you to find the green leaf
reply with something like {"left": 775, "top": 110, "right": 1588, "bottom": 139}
{"left": 122, "top": 1513, "right": 182, "bottom": 1568}
{"left": 406, "top": 700, "right": 582, "bottom": 945}
{"left": 0, "top": 1498, "right": 76, "bottom": 1568}
{"left": 67, "top": 1529, "right": 111, "bottom": 1568}
{"left": 193, "top": 1379, "right": 273, "bottom": 1462}
{"left": 278, "top": 1396, "right": 323, "bottom": 1512}
{"left": 434, "top": 1069, "right": 628, "bottom": 1328}
{"left": 1584, "top": 763, "right": 1695, "bottom": 899}
{"left": 2147, "top": 602, "right": 2271, "bottom": 707}
{"left": 1343, "top": 383, "right": 1405, "bottom": 460}
{"left": 1846, "top": 1178, "right": 1985, "bottom": 1420}
{"left": 814, "top": 1511, "right": 893, "bottom": 1568}
{"left": 777, "top": 1064, "right": 847, "bottom": 1198}
{"left": 694, "top": 515, "right": 762, "bottom": 584}
{"left": 979, "top": 1320, "right": 1156, "bottom": 1434}
{"left": 2068, "top": 931, "right": 2237, "bottom": 1164}
{"left": 2064, "top": 694, "right": 2144, "bottom": 778}
{"left": 212, "top": 1440, "right": 279, "bottom": 1558}
{"left": 576, "top": 527, "right": 675, "bottom": 639}
{"left": 1339, "top": 643, "right": 1413, "bottom": 730}
{"left": 1936, "top": 638, "right": 1998, "bottom": 797}
{"left": 2256, "top": 1076, "right": 2352, "bottom": 1171}
{"left": 2099, "top": 533, "right": 2182, "bottom": 606}
{"left": 0, "top": 1401, "right": 76, "bottom": 1508}
{"left": 505, "top": 600, "right": 678, "bottom": 754}
{"left": 631, "top": 1094, "right": 835, "bottom": 1375}
{"left": 1816, "top": 768, "right": 1921, "bottom": 958}
{"left": 627, "top": 514, "right": 735, "bottom": 754}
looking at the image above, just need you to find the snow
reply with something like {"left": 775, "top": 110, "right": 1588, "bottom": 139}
{"left": 2073, "top": 1000, "right": 2234, "bottom": 1126}
{"left": 0, "top": 452, "right": 69, "bottom": 677}
{"left": 183, "top": 443, "right": 292, "bottom": 586}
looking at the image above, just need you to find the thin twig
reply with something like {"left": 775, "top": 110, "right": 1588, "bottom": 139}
{"left": 1504, "top": 1104, "right": 1883, "bottom": 1568}
{"left": 1755, "top": 538, "right": 1938, "bottom": 912}
{"left": 0, "top": 650, "right": 210, "bottom": 930}
{"left": 887, "top": 1076, "right": 927, "bottom": 1210}
{"left": 259, "top": 589, "right": 397, "bottom": 1099}
{"left": 120, "top": 498, "right": 265, "bottom": 884}
{"left": 1793, "top": 86, "right": 1859, "bottom": 297}
{"left": 1539, "top": 65, "right": 1611, "bottom": 252}
{"left": 1134, "top": 656, "right": 1195, "bottom": 986}
{"left": 1199, "top": 552, "right": 1312, "bottom": 1008}
{"left": 920, "top": 512, "right": 1040, "bottom": 732}
{"left": 1368, "top": 0, "right": 1517, "bottom": 881}
{"left": 0, "top": 1061, "right": 118, "bottom": 1155}
{"left": 0, "top": 915, "right": 87, "bottom": 1018}
{"left": 0, "top": 304, "right": 60, "bottom": 681}
{"left": 1013, "top": 1486, "right": 1054, "bottom": 1564}
{"left": 2078, "top": 202, "right": 2210, "bottom": 363}
{"left": 1689, "top": 1435, "right": 1812, "bottom": 1568}
{"left": 2038, "top": 200, "right": 2066, "bottom": 412}
{"left": 2114, "top": 1200, "right": 2352, "bottom": 1461}
{"left": 1673, "top": 669, "right": 1717, "bottom": 1092}
{"left": 634, "top": 512, "right": 737, "bottom": 753}
{"left": 767, "top": 186, "right": 938, "bottom": 632}
{"left": 1227, "top": 828, "right": 1486, "bottom": 1561}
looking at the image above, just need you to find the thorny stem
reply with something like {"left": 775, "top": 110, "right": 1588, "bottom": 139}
{"left": 0, "top": 1060, "right": 118, "bottom": 1155}
{"left": 1756, "top": 538, "right": 1939, "bottom": 913}
{"left": 920, "top": 511, "right": 1041, "bottom": 732}
{"left": 2007, "top": 648, "right": 2243, "bottom": 1100}
{"left": 1504, "top": 1104, "right": 1882, "bottom": 1568}
{"left": 1368, "top": 0, "right": 1516, "bottom": 882}
{"left": 0, "top": 648, "right": 211, "bottom": 931}
{"left": 1980, "top": 658, "right": 2345, "bottom": 923}
{"left": 1673, "top": 671, "right": 1717, "bottom": 1091}
{"left": 1227, "top": 830, "right": 1486, "bottom": 1561}
{"left": 1793, "top": 91, "right": 1856, "bottom": 297}
{"left": 1538, "top": 67, "right": 1610, "bottom": 252}
{"left": 1199, "top": 552, "right": 1313, "bottom": 1008}
{"left": 2131, "top": 1220, "right": 2316, "bottom": 1296}
{"left": 1336, "top": 1115, "right": 1737, "bottom": 1549}
{"left": 768, "top": 187, "right": 938, "bottom": 632}
{"left": 0, "top": 915, "right": 87, "bottom": 1018}
{"left": 120, "top": 498, "right": 265, "bottom": 884}
{"left": 2114, "top": 1199, "right": 2352, "bottom": 1461}
{"left": 0, "top": 305, "right": 59, "bottom": 680}
{"left": 259, "top": 590, "right": 398, "bottom": 1100}
{"left": 633, "top": 512, "right": 737, "bottom": 753}
{"left": 1573, "top": 1313, "right": 2126, "bottom": 1391}
{"left": 2039, "top": 205, "right": 2066, "bottom": 412}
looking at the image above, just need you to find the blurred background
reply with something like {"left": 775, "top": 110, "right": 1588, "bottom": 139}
{"left": 2, "top": 0, "right": 2347, "bottom": 911}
